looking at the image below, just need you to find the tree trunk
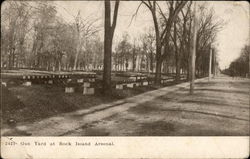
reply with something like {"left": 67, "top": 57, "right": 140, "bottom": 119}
{"left": 12, "top": 49, "right": 15, "bottom": 69}
{"left": 175, "top": 50, "right": 181, "bottom": 82}
{"left": 147, "top": 55, "right": 150, "bottom": 72}
{"left": 73, "top": 28, "right": 80, "bottom": 70}
{"left": 132, "top": 49, "right": 136, "bottom": 72}
{"left": 154, "top": 35, "right": 162, "bottom": 84}
{"left": 103, "top": 36, "right": 112, "bottom": 94}
{"left": 150, "top": 51, "right": 154, "bottom": 72}
{"left": 213, "top": 52, "right": 216, "bottom": 77}
{"left": 209, "top": 46, "right": 212, "bottom": 80}
{"left": 150, "top": 5, "right": 162, "bottom": 84}
{"left": 155, "top": 50, "right": 162, "bottom": 84}
{"left": 174, "top": 21, "right": 180, "bottom": 82}
{"left": 103, "top": 0, "right": 119, "bottom": 95}
{"left": 8, "top": 52, "right": 12, "bottom": 69}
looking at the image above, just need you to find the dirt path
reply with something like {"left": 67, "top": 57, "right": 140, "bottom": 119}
{"left": 2, "top": 75, "right": 249, "bottom": 136}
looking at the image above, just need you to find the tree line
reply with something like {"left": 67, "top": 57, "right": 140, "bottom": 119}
{"left": 103, "top": 1, "right": 224, "bottom": 93}
{"left": 1, "top": 1, "right": 103, "bottom": 71}
{"left": 1, "top": 1, "right": 224, "bottom": 94}
{"left": 224, "top": 44, "right": 250, "bottom": 77}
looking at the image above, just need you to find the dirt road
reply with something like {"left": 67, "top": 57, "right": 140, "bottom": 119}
{"left": 2, "top": 75, "right": 249, "bottom": 136}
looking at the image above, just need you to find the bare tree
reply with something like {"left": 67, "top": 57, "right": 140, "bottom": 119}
{"left": 73, "top": 11, "right": 82, "bottom": 70}
{"left": 1, "top": 1, "right": 103, "bottom": 71}
{"left": 139, "top": 28, "right": 155, "bottom": 72}
{"left": 139, "top": 1, "right": 187, "bottom": 84}
{"left": 168, "top": 2, "right": 192, "bottom": 82}
{"left": 115, "top": 33, "right": 132, "bottom": 71}
{"left": 72, "top": 11, "right": 100, "bottom": 70}
{"left": 1, "top": 1, "right": 32, "bottom": 69}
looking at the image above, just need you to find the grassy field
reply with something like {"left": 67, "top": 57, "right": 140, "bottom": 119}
{"left": 1, "top": 78, "right": 183, "bottom": 128}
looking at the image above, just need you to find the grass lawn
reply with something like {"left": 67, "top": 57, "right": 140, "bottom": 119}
{"left": 1, "top": 78, "right": 184, "bottom": 127}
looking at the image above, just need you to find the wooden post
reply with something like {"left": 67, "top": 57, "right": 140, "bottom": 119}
{"left": 209, "top": 46, "right": 212, "bottom": 81}
{"left": 190, "top": 1, "right": 197, "bottom": 94}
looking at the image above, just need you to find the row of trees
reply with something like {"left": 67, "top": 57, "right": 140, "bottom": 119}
{"left": 0, "top": 1, "right": 161, "bottom": 73}
{"left": 103, "top": 1, "right": 223, "bottom": 93}
{"left": 225, "top": 44, "right": 250, "bottom": 77}
{"left": 1, "top": 1, "right": 103, "bottom": 71}
{"left": 113, "top": 31, "right": 155, "bottom": 72}
{"left": 1, "top": 1, "right": 223, "bottom": 94}
{"left": 141, "top": 1, "right": 223, "bottom": 83}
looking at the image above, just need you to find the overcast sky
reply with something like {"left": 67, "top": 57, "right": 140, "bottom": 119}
{"left": 54, "top": 1, "right": 249, "bottom": 69}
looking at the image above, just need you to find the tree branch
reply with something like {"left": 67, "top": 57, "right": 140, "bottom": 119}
{"left": 128, "top": 1, "right": 143, "bottom": 27}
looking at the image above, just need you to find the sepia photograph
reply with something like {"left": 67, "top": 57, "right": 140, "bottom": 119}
{"left": 0, "top": 0, "right": 249, "bottom": 158}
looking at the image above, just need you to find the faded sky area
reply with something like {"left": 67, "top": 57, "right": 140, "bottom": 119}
{"left": 54, "top": 1, "right": 249, "bottom": 69}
